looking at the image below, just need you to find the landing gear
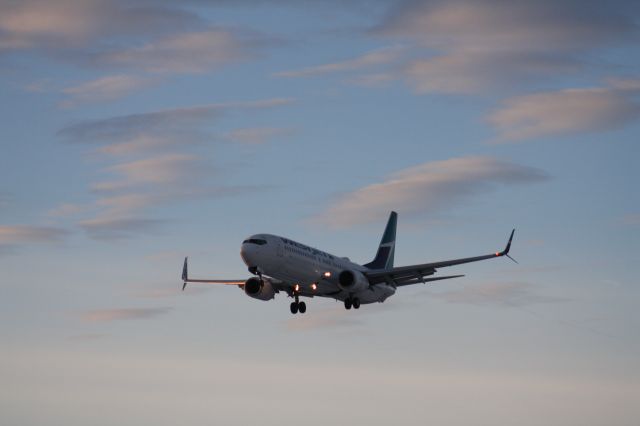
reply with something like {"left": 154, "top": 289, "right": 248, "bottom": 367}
{"left": 344, "top": 297, "right": 360, "bottom": 310}
{"left": 289, "top": 294, "right": 307, "bottom": 315}
{"left": 344, "top": 298, "right": 352, "bottom": 310}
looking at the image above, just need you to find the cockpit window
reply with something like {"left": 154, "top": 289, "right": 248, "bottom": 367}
{"left": 243, "top": 238, "right": 267, "bottom": 245}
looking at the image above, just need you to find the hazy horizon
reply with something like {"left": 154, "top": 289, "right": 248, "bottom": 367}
{"left": 1, "top": 1, "right": 639, "bottom": 425}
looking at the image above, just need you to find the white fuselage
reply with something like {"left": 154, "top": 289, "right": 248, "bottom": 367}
{"left": 240, "top": 234, "right": 395, "bottom": 304}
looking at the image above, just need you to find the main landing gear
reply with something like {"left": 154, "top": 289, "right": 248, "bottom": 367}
{"left": 290, "top": 294, "right": 307, "bottom": 315}
{"left": 344, "top": 297, "right": 360, "bottom": 310}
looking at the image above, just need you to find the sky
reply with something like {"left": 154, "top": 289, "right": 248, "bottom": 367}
{"left": 1, "top": 1, "right": 639, "bottom": 425}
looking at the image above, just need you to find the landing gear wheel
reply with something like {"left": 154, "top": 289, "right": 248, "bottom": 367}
{"left": 290, "top": 302, "right": 299, "bottom": 314}
{"left": 352, "top": 298, "right": 360, "bottom": 309}
{"left": 298, "top": 301, "right": 306, "bottom": 314}
{"left": 344, "top": 298, "right": 352, "bottom": 310}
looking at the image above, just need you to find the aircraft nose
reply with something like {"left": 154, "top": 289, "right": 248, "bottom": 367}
{"left": 240, "top": 243, "right": 256, "bottom": 266}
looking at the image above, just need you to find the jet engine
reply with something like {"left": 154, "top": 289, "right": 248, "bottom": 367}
{"left": 243, "top": 277, "right": 276, "bottom": 301}
{"left": 338, "top": 270, "right": 369, "bottom": 292}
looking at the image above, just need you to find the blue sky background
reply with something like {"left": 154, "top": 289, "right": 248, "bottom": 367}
{"left": 1, "top": 1, "right": 639, "bottom": 425}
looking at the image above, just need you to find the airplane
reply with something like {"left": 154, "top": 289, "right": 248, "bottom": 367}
{"left": 181, "top": 211, "right": 516, "bottom": 315}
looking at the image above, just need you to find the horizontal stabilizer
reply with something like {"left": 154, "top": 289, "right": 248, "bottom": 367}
{"left": 180, "top": 256, "right": 246, "bottom": 290}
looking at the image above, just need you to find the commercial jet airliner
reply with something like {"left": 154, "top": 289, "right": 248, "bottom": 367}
{"left": 182, "top": 211, "right": 516, "bottom": 314}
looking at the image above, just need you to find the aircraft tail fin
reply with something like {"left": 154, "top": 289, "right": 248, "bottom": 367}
{"left": 364, "top": 211, "right": 397, "bottom": 270}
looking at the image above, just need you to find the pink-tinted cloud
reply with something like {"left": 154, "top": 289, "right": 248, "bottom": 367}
{"left": 61, "top": 74, "right": 158, "bottom": 106}
{"left": 314, "top": 156, "right": 546, "bottom": 228}
{"left": 489, "top": 84, "right": 640, "bottom": 142}
{"left": 80, "top": 307, "right": 172, "bottom": 322}
{"left": 0, "top": 225, "right": 68, "bottom": 244}
{"left": 93, "top": 29, "right": 262, "bottom": 74}
{"left": 0, "top": 0, "right": 202, "bottom": 51}
{"left": 275, "top": 46, "right": 404, "bottom": 78}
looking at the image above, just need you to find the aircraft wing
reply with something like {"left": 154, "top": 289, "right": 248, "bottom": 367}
{"left": 181, "top": 257, "right": 246, "bottom": 290}
{"left": 364, "top": 229, "right": 515, "bottom": 286}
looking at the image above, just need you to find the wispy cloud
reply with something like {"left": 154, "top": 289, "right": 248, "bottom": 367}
{"left": 223, "top": 127, "right": 294, "bottom": 144}
{"left": 58, "top": 98, "right": 291, "bottom": 239}
{"left": 431, "top": 281, "right": 567, "bottom": 307}
{"left": 92, "top": 28, "right": 264, "bottom": 74}
{"left": 0, "top": 0, "right": 203, "bottom": 51}
{"left": 0, "top": 225, "right": 69, "bottom": 256}
{"left": 92, "top": 154, "right": 201, "bottom": 193}
{"left": 313, "top": 156, "right": 547, "bottom": 228}
{"left": 80, "top": 307, "right": 172, "bottom": 322}
{"left": 58, "top": 98, "right": 293, "bottom": 145}
{"left": 47, "top": 203, "right": 89, "bottom": 218}
{"left": 0, "top": 225, "right": 68, "bottom": 244}
{"left": 274, "top": 46, "right": 404, "bottom": 78}
{"left": 374, "top": 0, "right": 638, "bottom": 94}
{"left": 79, "top": 217, "right": 165, "bottom": 240}
{"left": 60, "top": 74, "right": 157, "bottom": 106}
{"left": 488, "top": 81, "right": 640, "bottom": 143}
{"left": 282, "top": 1, "right": 638, "bottom": 94}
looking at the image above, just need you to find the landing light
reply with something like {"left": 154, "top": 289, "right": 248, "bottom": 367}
{"left": 294, "top": 284, "right": 300, "bottom": 292}
{"left": 311, "top": 283, "right": 317, "bottom": 291}
{"left": 323, "top": 272, "right": 331, "bottom": 278}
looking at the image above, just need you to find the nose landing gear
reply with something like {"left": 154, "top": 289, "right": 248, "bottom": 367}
{"left": 289, "top": 291, "right": 307, "bottom": 315}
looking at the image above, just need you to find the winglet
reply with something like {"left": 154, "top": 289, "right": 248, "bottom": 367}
{"left": 503, "top": 229, "right": 515, "bottom": 254}
{"left": 499, "top": 229, "right": 518, "bottom": 263}
{"left": 182, "top": 257, "right": 188, "bottom": 290}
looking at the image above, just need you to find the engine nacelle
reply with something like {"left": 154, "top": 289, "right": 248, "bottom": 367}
{"left": 338, "top": 270, "right": 369, "bottom": 292}
{"left": 243, "top": 277, "right": 276, "bottom": 301}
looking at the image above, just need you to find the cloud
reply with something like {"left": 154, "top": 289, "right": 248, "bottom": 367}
{"left": 79, "top": 217, "right": 165, "bottom": 240}
{"left": 223, "top": 127, "right": 293, "bottom": 144}
{"left": 0, "top": 225, "right": 68, "bottom": 244}
{"left": 370, "top": 0, "right": 639, "bottom": 94}
{"left": 57, "top": 98, "right": 291, "bottom": 240}
{"left": 270, "top": 1, "right": 638, "bottom": 94}
{"left": 405, "top": 51, "right": 578, "bottom": 94}
{"left": 0, "top": 0, "right": 203, "bottom": 51}
{"left": 0, "top": 225, "right": 69, "bottom": 256}
{"left": 92, "top": 28, "right": 263, "bottom": 74}
{"left": 47, "top": 203, "right": 89, "bottom": 218}
{"left": 274, "top": 46, "right": 404, "bottom": 78}
{"left": 431, "top": 281, "right": 566, "bottom": 307}
{"left": 92, "top": 154, "right": 201, "bottom": 193}
{"left": 488, "top": 83, "right": 640, "bottom": 142}
{"left": 61, "top": 74, "right": 157, "bottom": 106}
{"left": 378, "top": 1, "right": 635, "bottom": 51}
{"left": 80, "top": 307, "right": 172, "bottom": 322}
{"left": 58, "top": 98, "right": 293, "bottom": 145}
{"left": 314, "top": 156, "right": 547, "bottom": 228}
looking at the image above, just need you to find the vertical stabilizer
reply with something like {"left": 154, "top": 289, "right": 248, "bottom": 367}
{"left": 363, "top": 211, "right": 397, "bottom": 270}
